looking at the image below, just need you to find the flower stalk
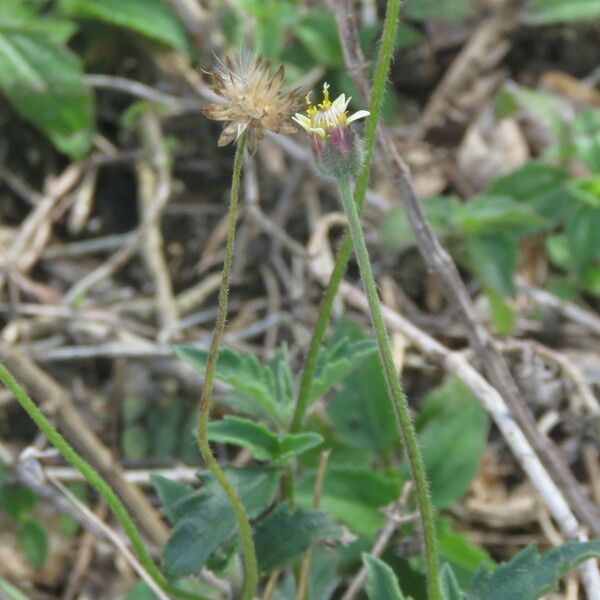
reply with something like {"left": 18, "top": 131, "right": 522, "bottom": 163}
{"left": 196, "top": 131, "right": 258, "bottom": 600}
{"left": 336, "top": 176, "right": 440, "bottom": 600}
{"left": 289, "top": 0, "right": 441, "bottom": 594}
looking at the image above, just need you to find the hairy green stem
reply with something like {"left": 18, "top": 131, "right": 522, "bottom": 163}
{"left": 0, "top": 363, "right": 206, "bottom": 600}
{"left": 196, "top": 132, "right": 258, "bottom": 600}
{"left": 289, "top": 0, "right": 400, "bottom": 435}
{"left": 337, "top": 176, "right": 439, "bottom": 600}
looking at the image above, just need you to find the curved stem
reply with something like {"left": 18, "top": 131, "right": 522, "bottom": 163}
{"left": 289, "top": 0, "right": 400, "bottom": 435}
{"left": 0, "top": 364, "right": 206, "bottom": 600}
{"left": 196, "top": 132, "right": 258, "bottom": 600}
{"left": 337, "top": 176, "right": 440, "bottom": 600}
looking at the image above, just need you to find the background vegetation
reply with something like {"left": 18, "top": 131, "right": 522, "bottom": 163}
{"left": 1, "top": 0, "right": 600, "bottom": 599}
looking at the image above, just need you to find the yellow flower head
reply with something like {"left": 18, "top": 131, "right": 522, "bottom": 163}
{"left": 292, "top": 83, "right": 370, "bottom": 177}
{"left": 292, "top": 82, "right": 370, "bottom": 141}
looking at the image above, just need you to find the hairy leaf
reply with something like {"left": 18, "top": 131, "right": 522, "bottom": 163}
{"left": 467, "top": 541, "right": 600, "bottom": 600}
{"left": 416, "top": 380, "right": 489, "bottom": 509}
{"left": 17, "top": 518, "right": 48, "bottom": 568}
{"left": 254, "top": 503, "right": 343, "bottom": 573}
{"left": 327, "top": 330, "right": 399, "bottom": 454}
{"left": 466, "top": 233, "right": 517, "bottom": 297}
{"left": 175, "top": 346, "right": 284, "bottom": 423}
{"left": 207, "top": 415, "right": 323, "bottom": 462}
{"left": 308, "top": 337, "right": 377, "bottom": 404}
{"left": 440, "top": 563, "right": 465, "bottom": 600}
{"left": 151, "top": 475, "right": 193, "bottom": 525}
{"left": 162, "top": 467, "right": 278, "bottom": 579}
{"left": 363, "top": 554, "right": 406, "bottom": 600}
{"left": 296, "top": 467, "right": 401, "bottom": 538}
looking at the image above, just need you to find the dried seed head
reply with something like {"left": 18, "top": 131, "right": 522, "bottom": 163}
{"left": 202, "top": 54, "right": 301, "bottom": 154}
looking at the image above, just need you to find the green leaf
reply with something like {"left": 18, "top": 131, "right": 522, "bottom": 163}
{"left": 0, "top": 25, "right": 93, "bottom": 157}
{"left": 125, "top": 581, "right": 160, "bottom": 600}
{"left": 208, "top": 415, "right": 323, "bottom": 461}
{"left": 58, "top": 0, "right": 191, "bottom": 53}
{"left": 487, "top": 289, "right": 516, "bottom": 336}
{"left": 296, "top": 467, "right": 402, "bottom": 539}
{"left": 208, "top": 416, "right": 279, "bottom": 461}
{"left": 487, "top": 162, "right": 569, "bottom": 226}
{"left": 254, "top": 503, "right": 343, "bottom": 573}
{"left": 162, "top": 467, "right": 278, "bottom": 579}
{"left": 582, "top": 264, "right": 600, "bottom": 296}
{"left": 545, "top": 233, "right": 571, "bottom": 270}
{"left": 308, "top": 337, "right": 377, "bottom": 404}
{"left": 0, "top": 0, "right": 77, "bottom": 44}
{"left": 17, "top": 518, "right": 48, "bottom": 568}
{"left": 466, "top": 233, "right": 517, "bottom": 297}
{"left": 207, "top": 416, "right": 323, "bottom": 462}
{"left": 453, "top": 195, "right": 545, "bottom": 237}
{"left": 380, "top": 197, "right": 454, "bottom": 255}
{"left": 295, "top": 9, "right": 343, "bottom": 67}
{"left": 327, "top": 327, "right": 399, "bottom": 454}
{"left": 151, "top": 475, "right": 193, "bottom": 525}
{"left": 278, "top": 431, "right": 323, "bottom": 462}
{"left": 416, "top": 380, "right": 489, "bottom": 509}
{"left": 0, "top": 484, "right": 38, "bottom": 520}
{"left": 438, "top": 518, "right": 493, "bottom": 585}
{"left": 525, "top": 0, "right": 600, "bottom": 23}
{"left": 363, "top": 554, "right": 406, "bottom": 600}
{"left": 566, "top": 204, "right": 600, "bottom": 269}
{"left": 175, "top": 346, "right": 284, "bottom": 424}
{"left": 252, "top": 2, "right": 296, "bottom": 59}
{"left": 570, "top": 177, "right": 600, "bottom": 208}
{"left": 571, "top": 109, "right": 600, "bottom": 172}
{"left": 440, "top": 563, "right": 465, "bottom": 600}
{"left": 467, "top": 541, "right": 600, "bottom": 600}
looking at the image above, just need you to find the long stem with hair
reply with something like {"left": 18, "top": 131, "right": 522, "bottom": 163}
{"left": 195, "top": 131, "right": 258, "bottom": 600}
{"left": 289, "top": 0, "right": 399, "bottom": 435}
{"left": 0, "top": 364, "right": 206, "bottom": 600}
{"left": 336, "top": 176, "right": 440, "bottom": 600}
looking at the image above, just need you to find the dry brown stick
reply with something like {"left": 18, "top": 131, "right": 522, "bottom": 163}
{"left": 63, "top": 122, "right": 173, "bottom": 306}
{"left": 333, "top": 0, "right": 600, "bottom": 538}
{"left": 244, "top": 155, "right": 307, "bottom": 257}
{"left": 418, "top": 0, "right": 527, "bottom": 133}
{"left": 62, "top": 501, "right": 108, "bottom": 600}
{"left": 0, "top": 163, "right": 83, "bottom": 291}
{"left": 135, "top": 111, "right": 179, "bottom": 336}
{"left": 0, "top": 344, "right": 169, "bottom": 546}
{"left": 500, "top": 339, "right": 600, "bottom": 417}
{"left": 518, "top": 279, "right": 600, "bottom": 338}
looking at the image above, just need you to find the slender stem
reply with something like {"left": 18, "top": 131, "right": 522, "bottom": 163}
{"left": 289, "top": 0, "right": 400, "bottom": 434}
{"left": 337, "top": 176, "right": 440, "bottom": 600}
{"left": 196, "top": 132, "right": 258, "bottom": 600}
{"left": 0, "top": 364, "right": 206, "bottom": 600}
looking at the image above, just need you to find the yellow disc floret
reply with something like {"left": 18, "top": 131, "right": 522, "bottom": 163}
{"left": 293, "top": 82, "right": 370, "bottom": 141}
